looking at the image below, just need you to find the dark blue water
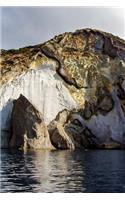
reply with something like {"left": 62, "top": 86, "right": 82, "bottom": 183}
{"left": 0, "top": 149, "right": 125, "bottom": 192}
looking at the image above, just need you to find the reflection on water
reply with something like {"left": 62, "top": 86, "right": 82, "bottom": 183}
{"left": 0, "top": 149, "right": 125, "bottom": 192}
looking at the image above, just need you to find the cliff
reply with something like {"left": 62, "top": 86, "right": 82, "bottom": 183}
{"left": 0, "top": 28, "right": 125, "bottom": 149}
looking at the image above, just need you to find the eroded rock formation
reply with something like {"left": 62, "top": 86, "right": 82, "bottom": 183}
{"left": 0, "top": 28, "right": 125, "bottom": 149}
{"left": 48, "top": 110, "right": 75, "bottom": 149}
{"left": 48, "top": 109, "right": 123, "bottom": 149}
{"left": 10, "top": 94, "right": 54, "bottom": 150}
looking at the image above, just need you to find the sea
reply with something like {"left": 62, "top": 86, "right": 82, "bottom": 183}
{"left": 0, "top": 149, "right": 125, "bottom": 193}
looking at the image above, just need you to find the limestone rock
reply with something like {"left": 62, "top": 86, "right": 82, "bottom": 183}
{"left": 0, "top": 67, "right": 77, "bottom": 148}
{"left": 65, "top": 114, "right": 101, "bottom": 148}
{"left": 1, "top": 28, "right": 125, "bottom": 149}
{"left": 49, "top": 108, "right": 125, "bottom": 149}
{"left": 48, "top": 110, "right": 99, "bottom": 149}
{"left": 48, "top": 110, "right": 75, "bottom": 149}
{"left": 10, "top": 94, "right": 54, "bottom": 150}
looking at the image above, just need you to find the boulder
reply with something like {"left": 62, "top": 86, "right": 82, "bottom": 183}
{"left": 10, "top": 94, "right": 54, "bottom": 150}
{"left": 48, "top": 110, "right": 75, "bottom": 149}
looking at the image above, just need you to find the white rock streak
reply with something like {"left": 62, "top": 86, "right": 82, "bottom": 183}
{"left": 86, "top": 87, "right": 125, "bottom": 144}
{"left": 0, "top": 64, "right": 77, "bottom": 147}
{"left": 1, "top": 63, "right": 125, "bottom": 147}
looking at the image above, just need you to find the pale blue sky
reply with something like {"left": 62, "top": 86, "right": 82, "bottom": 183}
{"left": 1, "top": 7, "right": 125, "bottom": 49}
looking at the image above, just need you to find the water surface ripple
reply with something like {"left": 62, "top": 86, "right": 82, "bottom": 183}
{"left": 1, "top": 149, "right": 125, "bottom": 192}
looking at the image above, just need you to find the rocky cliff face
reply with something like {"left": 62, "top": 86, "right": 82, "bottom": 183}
{"left": 0, "top": 28, "right": 125, "bottom": 149}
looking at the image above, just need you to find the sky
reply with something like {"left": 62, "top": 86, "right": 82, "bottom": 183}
{"left": 1, "top": 7, "right": 125, "bottom": 50}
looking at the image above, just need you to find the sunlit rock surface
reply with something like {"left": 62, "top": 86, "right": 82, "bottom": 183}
{"left": 1, "top": 28, "right": 125, "bottom": 149}
{"left": 0, "top": 66, "right": 77, "bottom": 148}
